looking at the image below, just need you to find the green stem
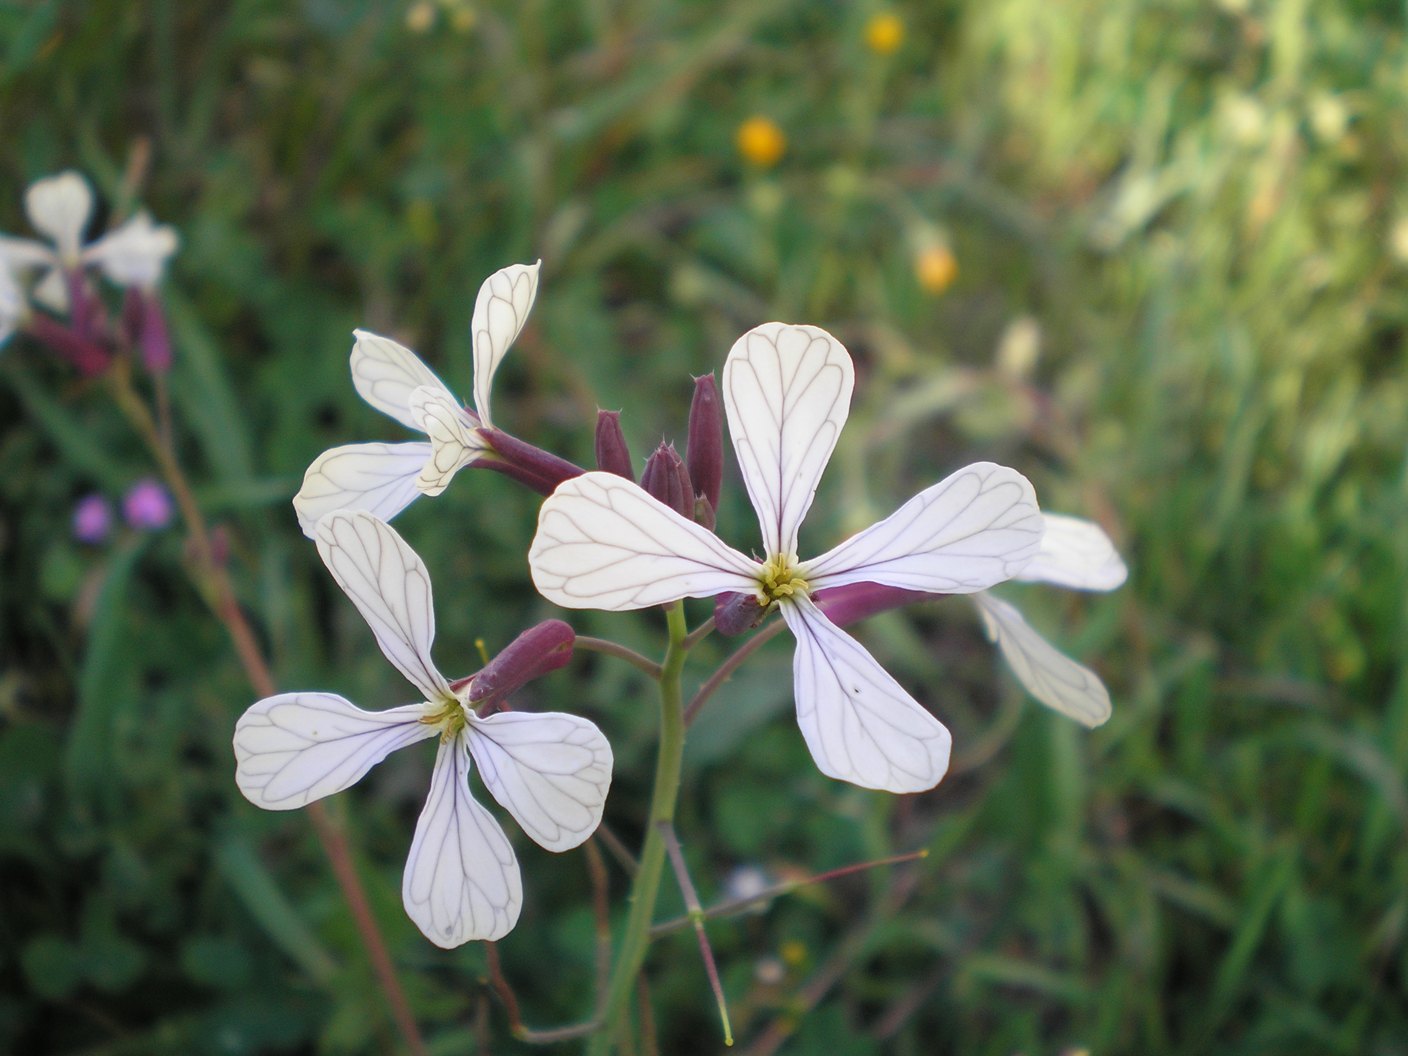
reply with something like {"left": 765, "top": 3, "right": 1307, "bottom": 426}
{"left": 589, "top": 602, "right": 690, "bottom": 1054}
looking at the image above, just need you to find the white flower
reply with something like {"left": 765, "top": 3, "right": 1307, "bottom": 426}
{"left": 233, "top": 510, "right": 612, "bottom": 947}
{"left": 292, "top": 262, "right": 539, "bottom": 536}
{"left": 0, "top": 261, "right": 24, "bottom": 346}
{"left": 84, "top": 211, "right": 180, "bottom": 289}
{"left": 528, "top": 322, "right": 1044, "bottom": 793}
{"left": 974, "top": 514, "right": 1127, "bottom": 727}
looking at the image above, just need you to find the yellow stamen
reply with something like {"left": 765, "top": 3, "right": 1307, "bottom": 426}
{"left": 419, "top": 696, "right": 467, "bottom": 740}
{"left": 756, "top": 554, "right": 809, "bottom": 606}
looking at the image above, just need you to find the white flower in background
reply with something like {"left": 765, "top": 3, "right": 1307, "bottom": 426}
{"left": 529, "top": 322, "right": 1044, "bottom": 794}
{"left": 292, "top": 262, "right": 539, "bottom": 536}
{"left": 0, "top": 171, "right": 178, "bottom": 310}
{"left": 974, "top": 514, "right": 1128, "bottom": 727}
{"left": 233, "top": 510, "right": 612, "bottom": 947}
{"left": 0, "top": 262, "right": 24, "bottom": 346}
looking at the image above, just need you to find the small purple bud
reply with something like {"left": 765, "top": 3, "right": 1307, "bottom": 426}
{"left": 714, "top": 591, "right": 766, "bottom": 636}
{"left": 640, "top": 441, "right": 693, "bottom": 518}
{"left": 122, "top": 477, "right": 174, "bottom": 531}
{"left": 138, "top": 291, "right": 171, "bottom": 374}
{"left": 813, "top": 582, "right": 938, "bottom": 627}
{"left": 469, "top": 619, "right": 576, "bottom": 708}
{"left": 594, "top": 410, "right": 634, "bottom": 481}
{"left": 686, "top": 373, "right": 722, "bottom": 516}
{"left": 72, "top": 494, "right": 113, "bottom": 544}
{"left": 479, "top": 429, "right": 583, "bottom": 496}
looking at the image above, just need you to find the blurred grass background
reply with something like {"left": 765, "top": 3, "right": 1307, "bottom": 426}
{"left": 2, "top": 0, "right": 1406, "bottom": 1053}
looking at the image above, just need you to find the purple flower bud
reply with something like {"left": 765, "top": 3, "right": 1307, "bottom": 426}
{"left": 813, "top": 582, "right": 938, "bottom": 627}
{"left": 137, "top": 290, "right": 171, "bottom": 374}
{"left": 479, "top": 428, "right": 583, "bottom": 496}
{"left": 468, "top": 619, "right": 575, "bottom": 709}
{"left": 714, "top": 591, "right": 766, "bottom": 636}
{"left": 594, "top": 410, "right": 634, "bottom": 481}
{"left": 686, "top": 373, "right": 722, "bottom": 517}
{"left": 640, "top": 441, "right": 693, "bottom": 519}
{"left": 72, "top": 494, "right": 113, "bottom": 544}
{"left": 122, "top": 477, "right": 174, "bottom": 531}
{"left": 25, "top": 313, "right": 109, "bottom": 377}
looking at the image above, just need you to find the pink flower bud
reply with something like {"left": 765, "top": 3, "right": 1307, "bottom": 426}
{"left": 714, "top": 591, "right": 766, "bottom": 636}
{"left": 686, "top": 373, "right": 722, "bottom": 516}
{"left": 72, "top": 494, "right": 113, "bottom": 544}
{"left": 468, "top": 619, "right": 575, "bottom": 709}
{"left": 122, "top": 477, "right": 174, "bottom": 531}
{"left": 640, "top": 441, "right": 693, "bottom": 519}
{"left": 479, "top": 428, "right": 583, "bottom": 496}
{"left": 594, "top": 410, "right": 634, "bottom": 480}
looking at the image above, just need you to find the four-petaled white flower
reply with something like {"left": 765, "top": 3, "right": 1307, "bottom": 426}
{"left": 292, "top": 262, "right": 540, "bottom": 537}
{"left": 528, "top": 322, "right": 1045, "bottom": 794}
{"left": 0, "top": 171, "right": 178, "bottom": 311}
{"left": 974, "top": 513, "right": 1127, "bottom": 727}
{"left": 233, "top": 510, "right": 612, "bottom": 947}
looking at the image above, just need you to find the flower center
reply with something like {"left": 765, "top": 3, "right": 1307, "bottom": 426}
{"left": 756, "top": 553, "right": 809, "bottom": 607}
{"left": 420, "top": 695, "right": 468, "bottom": 740}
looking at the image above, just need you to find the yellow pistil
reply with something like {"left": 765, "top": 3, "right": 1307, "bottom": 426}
{"left": 756, "top": 553, "right": 810, "bottom": 607}
{"left": 419, "top": 696, "right": 468, "bottom": 740}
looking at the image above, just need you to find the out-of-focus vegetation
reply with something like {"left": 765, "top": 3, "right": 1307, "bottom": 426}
{"left": 1, "top": 0, "right": 1405, "bottom": 1053}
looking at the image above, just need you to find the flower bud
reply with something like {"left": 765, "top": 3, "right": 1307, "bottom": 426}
{"left": 137, "top": 290, "right": 172, "bottom": 374}
{"left": 468, "top": 619, "right": 575, "bottom": 707}
{"left": 714, "top": 591, "right": 766, "bottom": 636}
{"left": 594, "top": 410, "right": 634, "bottom": 481}
{"left": 813, "top": 582, "right": 936, "bottom": 627}
{"left": 26, "top": 313, "right": 109, "bottom": 377}
{"left": 640, "top": 441, "right": 693, "bottom": 519}
{"left": 479, "top": 428, "right": 583, "bottom": 496}
{"left": 686, "top": 373, "right": 722, "bottom": 517}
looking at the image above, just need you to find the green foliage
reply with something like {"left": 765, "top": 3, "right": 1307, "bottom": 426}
{"left": 1, "top": 0, "right": 1406, "bottom": 1053}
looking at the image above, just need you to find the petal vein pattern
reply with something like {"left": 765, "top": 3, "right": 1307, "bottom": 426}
{"left": 403, "top": 737, "right": 522, "bottom": 946}
{"left": 472, "top": 262, "right": 540, "bottom": 427}
{"left": 293, "top": 441, "right": 432, "bottom": 537}
{"left": 466, "top": 712, "right": 613, "bottom": 852}
{"left": 976, "top": 593, "right": 1112, "bottom": 727}
{"left": 722, "top": 323, "right": 854, "bottom": 556}
{"left": 1016, "top": 513, "right": 1128, "bottom": 591}
{"left": 233, "top": 693, "right": 434, "bottom": 810}
{"left": 314, "top": 511, "right": 452, "bottom": 700}
{"left": 529, "top": 472, "right": 759, "bottom": 610}
{"left": 351, "top": 330, "right": 456, "bottom": 431}
{"left": 804, "top": 462, "right": 1044, "bottom": 593}
{"left": 781, "top": 596, "right": 952, "bottom": 793}
{"left": 409, "top": 386, "right": 486, "bottom": 495}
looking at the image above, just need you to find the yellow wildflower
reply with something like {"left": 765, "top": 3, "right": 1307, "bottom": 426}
{"left": 915, "top": 244, "right": 958, "bottom": 293}
{"left": 736, "top": 116, "right": 787, "bottom": 168}
{"left": 865, "top": 13, "right": 904, "bottom": 55}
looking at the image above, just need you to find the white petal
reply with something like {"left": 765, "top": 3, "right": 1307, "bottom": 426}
{"left": 975, "top": 593, "right": 1112, "bottom": 727}
{"left": 403, "top": 736, "right": 522, "bottom": 946}
{"left": 529, "top": 471, "right": 759, "bottom": 610}
{"left": 350, "top": 329, "right": 457, "bottom": 431}
{"left": 293, "top": 441, "right": 431, "bottom": 538}
{"left": 0, "top": 234, "right": 59, "bottom": 270}
{"left": 25, "top": 171, "right": 92, "bottom": 263}
{"left": 781, "top": 595, "right": 951, "bottom": 793}
{"left": 408, "top": 385, "right": 487, "bottom": 496}
{"left": 233, "top": 692, "right": 434, "bottom": 810}
{"left": 1017, "top": 513, "right": 1128, "bottom": 591}
{"left": 803, "top": 462, "right": 1044, "bottom": 594}
{"left": 314, "top": 510, "right": 453, "bottom": 701}
{"left": 722, "top": 322, "right": 854, "bottom": 557}
{"left": 471, "top": 261, "right": 540, "bottom": 427}
{"left": 82, "top": 211, "right": 179, "bottom": 288}
{"left": 32, "top": 266, "right": 69, "bottom": 313}
{"left": 0, "top": 262, "right": 23, "bottom": 342}
{"left": 465, "top": 711, "right": 612, "bottom": 853}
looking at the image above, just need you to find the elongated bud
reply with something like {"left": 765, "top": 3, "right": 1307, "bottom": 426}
{"left": 138, "top": 291, "right": 172, "bottom": 374}
{"left": 594, "top": 410, "right": 634, "bottom": 480}
{"left": 479, "top": 428, "right": 583, "bottom": 496}
{"left": 686, "top": 373, "right": 722, "bottom": 515}
{"left": 640, "top": 441, "right": 693, "bottom": 518}
{"left": 469, "top": 619, "right": 575, "bottom": 706}
{"left": 814, "top": 582, "right": 937, "bottom": 627}
{"left": 714, "top": 591, "right": 766, "bottom": 636}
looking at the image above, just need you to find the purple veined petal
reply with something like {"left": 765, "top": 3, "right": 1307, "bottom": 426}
{"left": 313, "top": 511, "right": 454, "bottom": 702}
{"left": 803, "top": 462, "right": 1043, "bottom": 594}
{"left": 722, "top": 322, "right": 854, "bottom": 558}
{"left": 233, "top": 692, "right": 435, "bottom": 810}
{"left": 471, "top": 261, "right": 540, "bottom": 428}
{"left": 975, "top": 593, "right": 1112, "bottom": 727}
{"left": 403, "top": 735, "right": 522, "bottom": 947}
{"left": 350, "top": 329, "right": 456, "bottom": 432}
{"left": 528, "top": 471, "right": 759, "bottom": 611}
{"left": 1016, "top": 513, "right": 1128, "bottom": 591}
{"left": 780, "top": 594, "right": 952, "bottom": 793}
{"left": 293, "top": 441, "right": 432, "bottom": 538}
{"left": 465, "top": 711, "right": 613, "bottom": 853}
{"left": 407, "top": 385, "right": 488, "bottom": 496}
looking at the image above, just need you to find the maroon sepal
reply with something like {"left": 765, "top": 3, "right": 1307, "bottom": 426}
{"left": 686, "top": 373, "right": 723, "bottom": 515}
{"left": 714, "top": 591, "right": 766, "bottom": 636}
{"left": 478, "top": 428, "right": 583, "bottom": 496}
{"left": 641, "top": 441, "right": 693, "bottom": 519}
{"left": 26, "top": 313, "right": 110, "bottom": 377}
{"left": 594, "top": 409, "right": 634, "bottom": 480}
{"left": 468, "top": 619, "right": 576, "bottom": 708}
{"left": 813, "top": 582, "right": 941, "bottom": 628}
